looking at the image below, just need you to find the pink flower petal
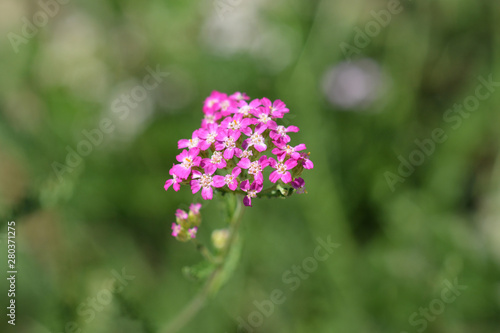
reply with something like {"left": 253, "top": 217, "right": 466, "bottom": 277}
{"left": 281, "top": 172, "right": 292, "bottom": 184}
{"left": 232, "top": 167, "right": 242, "bottom": 177}
{"left": 266, "top": 120, "right": 277, "bottom": 130}
{"left": 213, "top": 176, "right": 226, "bottom": 188}
{"left": 295, "top": 143, "right": 307, "bottom": 151}
{"left": 241, "top": 127, "right": 252, "bottom": 136}
{"left": 214, "top": 142, "right": 225, "bottom": 151}
{"left": 249, "top": 99, "right": 261, "bottom": 108}
{"left": 254, "top": 143, "right": 267, "bottom": 152}
{"left": 268, "top": 158, "right": 277, "bottom": 168}
{"left": 251, "top": 181, "right": 263, "bottom": 192}
{"left": 218, "top": 160, "right": 227, "bottom": 169}
{"left": 176, "top": 150, "right": 188, "bottom": 163}
{"left": 190, "top": 180, "right": 201, "bottom": 193}
{"left": 192, "top": 156, "right": 202, "bottom": 167}
{"left": 240, "top": 179, "right": 250, "bottom": 191}
{"left": 237, "top": 158, "right": 251, "bottom": 169}
{"left": 259, "top": 156, "right": 269, "bottom": 168}
{"left": 173, "top": 165, "right": 190, "bottom": 179}
{"left": 269, "top": 170, "right": 281, "bottom": 183}
{"left": 189, "top": 203, "right": 202, "bottom": 214}
{"left": 254, "top": 172, "right": 263, "bottom": 183}
{"left": 201, "top": 187, "right": 213, "bottom": 200}
{"left": 285, "top": 159, "right": 298, "bottom": 169}
{"left": 178, "top": 139, "right": 190, "bottom": 149}
{"left": 269, "top": 131, "right": 280, "bottom": 141}
{"left": 188, "top": 148, "right": 200, "bottom": 157}
{"left": 260, "top": 97, "right": 271, "bottom": 107}
{"left": 243, "top": 195, "right": 252, "bottom": 207}
{"left": 203, "top": 163, "right": 217, "bottom": 175}
{"left": 228, "top": 180, "right": 238, "bottom": 191}
{"left": 223, "top": 148, "right": 234, "bottom": 160}
{"left": 303, "top": 159, "right": 314, "bottom": 169}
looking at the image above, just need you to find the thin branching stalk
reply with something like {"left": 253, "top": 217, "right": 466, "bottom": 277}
{"left": 162, "top": 195, "right": 245, "bottom": 333}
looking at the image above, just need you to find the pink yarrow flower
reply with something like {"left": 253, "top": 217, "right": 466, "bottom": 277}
{"left": 236, "top": 148, "right": 253, "bottom": 159}
{"left": 213, "top": 167, "right": 241, "bottom": 191}
{"left": 237, "top": 156, "right": 269, "bottom": 183}
{"left": 201, "top": 111, "right": 222, "bottom": 129}
{"left": 272, "top": 143, "right": 307, "bottom": 160}
{"left": 164, "top": 90, "right": 314, "bottom": 208}
{"left": 229, "top": 91, "right": 250, "bottom": 101}
{"left": 219, "top": 97, "right": 236, "bottom": 117}
{"left": 220, "top": 113, "right": 254, "bottom": 136}
{"left": 240, "top": 180, "right": 263, "bottom": 207}
{"left": 236, "top": 99, "right": 261, "bottom": 117}
{"left": 268, "top": 156, "right": 298, "bottom": 184}
{"left": 260, "top": 97, "right": 289, "bottom": 118}
{"left": 270, "top": 125, "right": 299, "bottom": 144}
{"left": 201, "top": 150, "right": 226, "bottom": 174}
{"left": 172, "top": 149, "right": 201, "bottom": 179}
{"left": 203, "top": 91, "right": 227, "bottom": 113}
{"left": 215, "top": 129, "right": 242, "bottom": 159}
{"left": 251, "top": 106, "right": 277, "bottom": 130}
{"left": 164, "top": 166, "right": 182, "bottom": 192}
{"left": 197, "top": 123, "right": 219, "bottom": 150}
{"left": 299, "top": 152, "right": 314, "bottom": 169}
{"left": 190, "top": 170, "right": 217, "bottom": 200}
{"left": 178, "top": 132, "right": 200, "bottom": 150}
{"left": 242, "top": 126, "right": 267, "bottom": 152}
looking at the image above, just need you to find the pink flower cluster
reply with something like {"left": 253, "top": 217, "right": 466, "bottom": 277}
{"left": 164, "top": 91, "right": 314, "bottom": 206}
{"left": 171, "top": 203, "right": 202, "bottom": 241}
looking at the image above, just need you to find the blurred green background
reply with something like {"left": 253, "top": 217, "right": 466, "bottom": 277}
{"left": 1, "top": 0, "right": 500, "bottom": 332}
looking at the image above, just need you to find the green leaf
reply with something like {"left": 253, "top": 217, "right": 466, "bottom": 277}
{"left": 182, "top": 261, "right": 216, "bottom": 282}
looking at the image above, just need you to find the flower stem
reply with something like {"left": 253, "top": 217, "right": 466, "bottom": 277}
{"left": 161, "top": 195, "right": 245, "bottom": 333}
{"left": 259, "top": 184, "right": 278, "bottom": 194}
{"left": 193, "top": 240, "right": 217, "bottom": 264}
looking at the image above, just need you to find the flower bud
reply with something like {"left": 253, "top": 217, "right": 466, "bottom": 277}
{"left": 211, "top": 229, "right": 230, "bottom": 250}
{"left": 291, "top": 177, "right": 306, "bottom": 194}
{"left": 187, "top": 227, "right": 198, "bottom": 239}
{"left": 175, "top": 209, "right": 189, "bottom": 227}
{"left": 188, "top": 203, "right": 202, "bottom": 226}
{"left": 172, "top": 223, "right": 190, "bottom": 242}
{"left": 171, "top": 204, "right": 203, "bottom": 241}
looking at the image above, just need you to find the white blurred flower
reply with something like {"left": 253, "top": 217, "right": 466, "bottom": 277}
{"left": 321, "top": 58, "right": 387, "bottom": 110}
{"left": 200, "top": 0, "right": 299, "bottom": 73}
{"left": 35, "top": 11, "right": 110, "bottom": 102}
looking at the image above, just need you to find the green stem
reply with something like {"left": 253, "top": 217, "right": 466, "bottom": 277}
{"left": 259, "top": 184, "right": 278, "bottom": 194}
{"left": 257, "top": 184, "right": 289, "bottom": 198}
{"left": 221, "top": 195, "right": 244, "bottom": 258}
{"left": 193, "top": 241, "right": 217, "bottom": 264}
{"left": 161, "top": 195, "right": 245, "bottom": 333}
{"left": 161, "top": 270, "right": 220, "bottom": 333}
